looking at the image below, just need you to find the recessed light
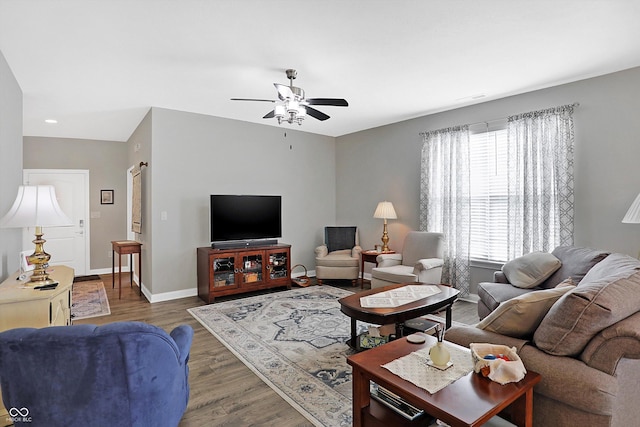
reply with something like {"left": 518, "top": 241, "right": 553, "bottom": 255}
{"left": 44, "top": 119, "right": 58, "bottom": 124}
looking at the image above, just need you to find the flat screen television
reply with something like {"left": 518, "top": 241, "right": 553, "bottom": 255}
{"left": 210, "top": 195, "right": 281, "bottom": 247}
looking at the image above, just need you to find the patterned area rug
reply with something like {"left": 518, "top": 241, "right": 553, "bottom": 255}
{"left": 71, "top": 280, "right": 111, "bottom": 320}
{"left": 188, "top": 286, "right": 366, "bottom": 427}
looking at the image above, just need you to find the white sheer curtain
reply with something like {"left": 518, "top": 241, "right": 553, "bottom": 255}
{"left": 506, "top": 104, "right": 576, "bottom": 259}
{"left": 420, "top": 126, "right": 471, "bottom": 296}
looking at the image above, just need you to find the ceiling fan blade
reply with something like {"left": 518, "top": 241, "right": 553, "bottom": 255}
{"left": 231, "top": 98, "right": 275, "bottom": 103}
{"left": 306, "top": 106, "right": 330, "bottom": 121}
{"left": 306, "top": 98, "right": 349, "bottom": 107}
{"left": 263, "top": 110, "right": 276, "bottom": 119}
{"left": 274, "top": 83, "right": 294, "bottom": 100}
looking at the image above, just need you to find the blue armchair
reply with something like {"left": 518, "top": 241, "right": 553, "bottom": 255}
{"left": 0, "top": 321, "right": 193, "bottom": 427}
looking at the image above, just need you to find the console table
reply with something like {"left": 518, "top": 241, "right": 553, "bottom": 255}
{"left": 347, "top": 334, "right": 541, "bottom": 427}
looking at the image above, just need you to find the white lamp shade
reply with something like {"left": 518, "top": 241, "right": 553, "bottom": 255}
{"left": 373, "top": 201, "right": 397, "bottom": 220}
{"left": 0, "top": 185, "right": 73, "bottom": 228}
{"left": 622, "top": 192, "right": 640, "bottom": 224}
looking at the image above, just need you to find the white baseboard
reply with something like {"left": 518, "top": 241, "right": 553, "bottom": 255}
{"left": 148, "top": 287, "right": 198, "bottom": 303}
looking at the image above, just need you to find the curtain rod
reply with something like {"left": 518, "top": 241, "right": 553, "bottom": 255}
{"left": 420, "top": 102, "right": 580, "bottom": 136}
{"left": 468, "top": 102, "right": 580, "bottom": 127}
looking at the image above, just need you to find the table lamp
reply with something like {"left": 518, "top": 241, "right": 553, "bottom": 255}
{"left": 0, "top": 185, "right": 73, "bottom": 286}
{"left": 373, "top": 201, "right": 397, "bottom": 252}
{"left": 622, "top": 192, "right": 640, "bottom": 224}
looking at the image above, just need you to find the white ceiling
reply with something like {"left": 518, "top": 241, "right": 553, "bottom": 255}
{"left": 1, "top": 0, "right": 640, "bottom": 142}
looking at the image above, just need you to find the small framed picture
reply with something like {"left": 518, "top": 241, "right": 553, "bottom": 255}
{"left": 101, "top": 189, "right": 114, "bottom": 205}
{"left": 20, "top": 250, "right": 35, "bottom": 273}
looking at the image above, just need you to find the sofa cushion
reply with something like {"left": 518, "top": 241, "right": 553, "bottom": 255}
{"left": 476, "top": 280, "right": 575, "bottom": 338}
{"left": 541, "top": 246, "right": 609, "bottom": 289}
{"left": 371, "top": 265, "right": 416, "bottom": 283}
{"left": 315, "top": 250, "right": 358, "bottom": 267}
{"left": 534, "top": 253, "right": 640, "bottom": 356}
{"left": 501, "top": 252, "right": 561, "bottom": 289}
{"left": 477, "top": 282, "right": 535, "bottom": 314}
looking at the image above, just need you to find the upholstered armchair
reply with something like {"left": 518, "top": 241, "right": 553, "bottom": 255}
{"left": 371, "top": 231, "right": 445, "bottom": 289}
{"left": 315, "top": 226, "right": 362, "bottom": 285}
{"left": 0, "top": 321, "right": 193, "bottom": 427}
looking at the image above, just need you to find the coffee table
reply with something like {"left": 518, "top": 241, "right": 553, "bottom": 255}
{"left": 347, "top": 333, "right": 541, "bottom": 427}
{"left": 338, "top": 283, "right": 459, "bottom": 349}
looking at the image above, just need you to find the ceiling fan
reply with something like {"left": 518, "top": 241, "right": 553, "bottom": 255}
{"left": 231, "top": 69, "right": 348, "bottom": 125}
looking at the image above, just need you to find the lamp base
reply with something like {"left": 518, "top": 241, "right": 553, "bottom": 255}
{"left": 380, "top": 220, "right": 391, "bottom": 252}
{"left": 26, "top": 228, "right": 54, "bottom": 286}
{"left": 29, "top": 278, "right": 59, "bottom": 287}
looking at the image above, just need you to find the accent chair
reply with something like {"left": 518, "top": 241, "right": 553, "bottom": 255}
{"left": 370, "top": 231, "right": 444, "bottom": 289}
{"left": 315, "top": 226, "right": 362, "bottom": 285}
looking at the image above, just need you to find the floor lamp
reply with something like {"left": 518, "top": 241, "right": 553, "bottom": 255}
{"left": 0, "top": 185, "right": 73, "bottom": 285}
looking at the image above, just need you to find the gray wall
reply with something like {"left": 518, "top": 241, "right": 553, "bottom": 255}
{"left": 127, "top": 110, "right": 152, "bottom": 291}
{"left": 0, "top": 50, "right": 23, "bottom": 281}
{"left": 336, "top": 66, "right": 640, "bottom": 294}
{"left": 23, "top": 137, "right": 129, "bottom": 271}
{"left": 136, "top": 107, "right": 336, "bottom": 298}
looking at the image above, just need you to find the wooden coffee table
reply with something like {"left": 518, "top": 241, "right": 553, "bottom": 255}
{"left": 347, "top": 333, "right": 541, "bottom": 427}
{"left": 338, "top": 283, "right": 459, "bottom": 349}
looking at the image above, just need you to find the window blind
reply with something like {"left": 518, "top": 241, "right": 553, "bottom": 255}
{"left": 469, "top": 128, "right": 509, "bottom": 262}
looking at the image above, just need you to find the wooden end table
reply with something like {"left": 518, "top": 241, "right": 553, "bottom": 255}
{"left": 360, "top": 249, "right": 395, "bottom": 288}
{"left": 111, "top": 240, "right": 142, "bottom": 299}
{"left": 347, "top": 334, "right": 541, "bottom": 427}
{"left": 338, "top": 283, "right": 459, "bottom": 350}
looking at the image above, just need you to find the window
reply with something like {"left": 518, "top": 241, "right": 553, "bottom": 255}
{"left": 469, "top": 127, "right": 509, "bottom": 262}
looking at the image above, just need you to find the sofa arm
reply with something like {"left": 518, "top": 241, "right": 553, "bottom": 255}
{"left": 413, "top": 258, "right": 444, "bottom": 272}
{"left": 352, "top": 245, "right": 363, "bottom": 259}
{"left": 170, "top": 324, "right": 194, "bottom": 365}
{"left": 376, "top": 253, "right": 402, "bottom": 267}
{"left": 315, "top": 245, "right": 328, "bottom": 258}
{"left": 444, "top": 325, "right": 529, "bottom": 353}
{"left": 580, "top": 311, "right": 640, "bottom": 375}
{"left": 494, "top": 271, "right": 509, "bottom": 283}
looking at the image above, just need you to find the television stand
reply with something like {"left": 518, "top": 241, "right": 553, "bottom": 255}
{"left": 211, "top": 239, "right": 278, "bottom": 250}
{"left": 197, "top": 243, "right": 291, "bottom": 303}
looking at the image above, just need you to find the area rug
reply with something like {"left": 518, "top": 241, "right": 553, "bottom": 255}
{"left": 71, "top": 280, "right": 111, "bottom": 320}
{"left": 188, "top": 286, "right": 365, "bottom": 427}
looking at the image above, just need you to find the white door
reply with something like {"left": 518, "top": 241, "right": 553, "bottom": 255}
{"left": 23, "top": 170, "right": 90, "bottom": 276}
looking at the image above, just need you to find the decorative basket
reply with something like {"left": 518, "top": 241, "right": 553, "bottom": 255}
{"left": 291, "top": 264, "right": 311, "bottom": 287}
{"left": 469, "top": 343, "right": 526, "bottom": 384}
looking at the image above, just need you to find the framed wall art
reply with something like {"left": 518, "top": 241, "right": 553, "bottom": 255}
{"left": 101, "top": 189, "right": 114, "bottom": 205}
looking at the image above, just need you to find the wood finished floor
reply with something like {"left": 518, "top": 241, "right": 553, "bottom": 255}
{"left": 77, "top": 276, "right": 478, "bottom": 426}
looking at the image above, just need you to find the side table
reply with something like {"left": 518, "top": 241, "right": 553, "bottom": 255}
{"left": 360, "top": 249, "right": 396, "bottom": 288}
{"left": 347, "top": 334, "right": 541, "bottom": 427}
{"left": 111, "top": 240, "right": 142, "bottom": 299}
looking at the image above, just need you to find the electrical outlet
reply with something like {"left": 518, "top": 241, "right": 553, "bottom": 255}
{"left": 107, "top": 250, "right": 112, "bottom": 258}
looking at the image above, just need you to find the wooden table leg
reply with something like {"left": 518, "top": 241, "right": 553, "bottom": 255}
{"left": 509, "top": 387, "right": 535, "bottom": 427}
{"left": 445, "top": 303, "right": 453, "bottom": 329}
{"left": 351, "top": 366, "right": 369, "bottom": 427}
{"left": 112, "top": 249, "right": 115, "bottom": 288}
{"left": 118, "top": 252, "right": 122, "bottom": 300}
{"left": 129, "top": 253, "right": 133, "bottom": 287}
{"left": 138, "top": 251, "right": 142, "bottom": 296}
{"left": 351, "top": 317, "right": 357, "bottom": 346}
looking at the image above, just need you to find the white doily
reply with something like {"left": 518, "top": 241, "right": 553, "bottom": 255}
{"left": 382, "top": 343, "right": 474, "bottom": 394}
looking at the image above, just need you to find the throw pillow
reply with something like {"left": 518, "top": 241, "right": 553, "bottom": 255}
{"left": 542, "top": 246, "right": 609, "bottom": 289}
{"left": 501, "top": 252, "right": 562, "bottom": 289}
{"left": 534, "top": 253, "right": 640, "bottom": 357}
{"left": 476, "top": 282, "right": 575, "bottom": 339}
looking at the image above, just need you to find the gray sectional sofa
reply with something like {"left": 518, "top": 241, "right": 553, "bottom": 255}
{"left": 446, "top": 246, "right": 640, "bottom": 426}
